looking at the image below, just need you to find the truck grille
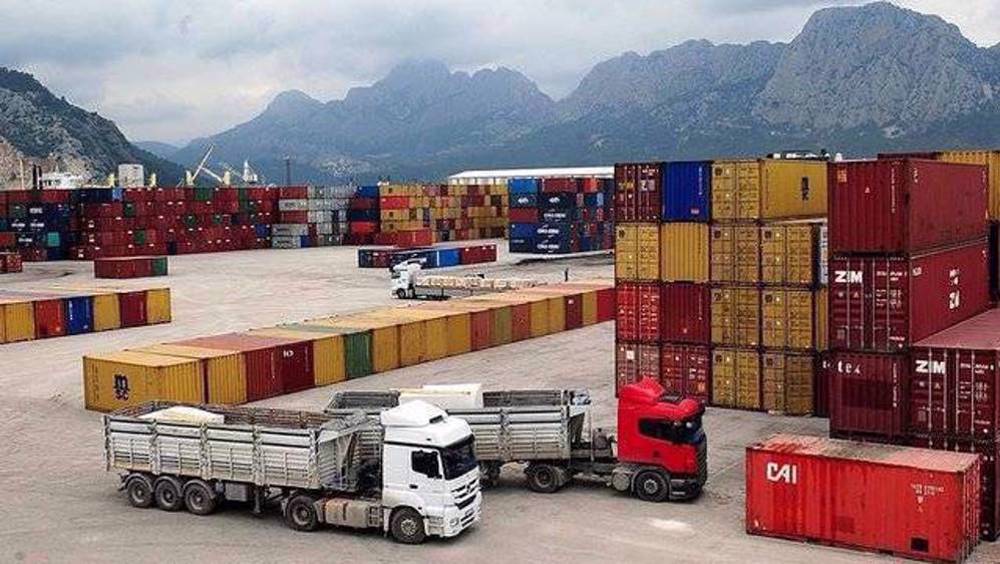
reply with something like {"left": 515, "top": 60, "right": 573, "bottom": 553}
{"left": 453, "top": 477, "right": 480, "bottom": 509}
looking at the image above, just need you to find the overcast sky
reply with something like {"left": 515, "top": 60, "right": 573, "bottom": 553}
{"left": 3, "top": 0, "right": 997, "bottom": 145}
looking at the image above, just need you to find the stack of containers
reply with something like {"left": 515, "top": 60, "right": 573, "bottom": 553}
{"left": 94, "top": 256, "right": 168, "bottom": 279}
{"left": 827, "top": 158, "right": 990, "bottom": 443}
{"left": 83, "top": 281, "right": 615, "bottom": 412}
{"left": 346, "top": 186, "right": 380, "bottom": 245}
{"left": 376, "top": 183, "right": 508, "bottom": 246}
{"left": 356, "top": 243, "right": 497, "bottom": 269}
{"left": 272, "top": 186, "right": 352, "bottom": 249}
{"left": 4, "top": 189, "right": 79, "bottom": 261}
{"left": 508, "top": 177, "right": 614, "bottom": 254}
{"left": 72, "top": 186, "right": 276, "bottom": 259}
{"left": 1, "top": 251, "right": 23, "bottom": 273}
{"left": 708, "top": 159, "right": 829, "bottom": 415}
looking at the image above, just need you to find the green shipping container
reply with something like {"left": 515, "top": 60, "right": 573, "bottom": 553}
{"left": 492, "top": 307, "right": 513, "bottom": 345}
{"left": 183, "top": 214, "right": 198, "bottom": 228}
{"left": 284, "top": 324, "right": 373, "bottom": 379}
{"left": 151, "top": 257, "right": 168, "bottom": 276}
{"left": 45, "top": 232, "right": 61, "bottom": 248}
{"left": 133, "top": 230, "right": 147, "bottom": 245}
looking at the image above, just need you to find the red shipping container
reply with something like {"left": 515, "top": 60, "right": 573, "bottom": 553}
{"left": 814, "top": 353, "right": 831, "bottom": 419}
{"left": 580, "top": 178, "right": 601, "bottom": 193}
{"left": 541, "top": 178, "right": 579, "bottom": 194}
{"left": 380, "top": 196, "right": 410, "bottom": 210}
{"left": 509, "top": 208, "right": 538, "bottom": 223}
{"left": 910, "top": 435, "right": 1000, "bottom": 541}
{"left": 0, "top": 232, "right": 15, "bottom": 248}
{"left": 395, "top": 230, "right": 434, "bottom": 249}
{"left": 829, "top": 159, "right": 987, "bottom": 255}
{"left": 350, "top": 221, "right": 379, "bottom": 235}
{"left": 747, "top": 434, "right": 981, "bottom": 563}
{"left": 564, "top": 294, "right": 583, "bottom": 330}
{"left": 911, "top": 308, "right": 1000, "bottom": 440}
{"left": 829, "top": 351, "right": 910, "bottom": 439}
{"left": 615, "top": 282, "right": 660, "bottom": 342}
{"left": 829, "top": 240, "right": 990, "bottom": 352}
{"left": 470, "top": 309, "right": 494, "bottom": 351}
{"left": 34, "top": 298, "right": 66, "bottom": 338}
{"left": 615, "top": 162, "right": 662, "bottom": 223}
{"left": 174, "top": 333, "right": 288, "bottom": 400}
{"left": 119, "top": 291, "right": 148, "bottom": 328}
{"left": 279, "top": 186, "right": 309, "bottom": 199}
{"left": 661, "top": 283, "right": 710, "bottom": 344}
{"left": 595, "top": 287, "right": 615, "bottom": 323}
{"left": 660, "top": 343, "right": 711, "bottom": 403}
{"left": 615, "top": 342, "right": 660, "bottom": 395}
{"left": 94, "top": 258, "right": 136, "bottom": 279}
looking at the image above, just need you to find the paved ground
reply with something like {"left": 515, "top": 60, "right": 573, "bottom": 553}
{"left": 0, "top": 242, "right": 995, "bottom": 563}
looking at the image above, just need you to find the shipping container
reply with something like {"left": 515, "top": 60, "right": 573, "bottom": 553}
{"left": 405, "top": 303, "right": 473, "bottom": 356}
{"left": 614, "top": 223, "right": 659, "bottom": 281}
{"left": 92, "top": 292, "right": 121, "bottom": 332}
{"left": 828, "top": 351, "right": 910, "bottom": 439}
{"left": 1, "top": 300, "right": 34, "bottom": 342}
{"left": 829, "top": 241, "right": 990, "bottom": 352}
{"left": 815, "top": 353, "right": 831, "bottom": 418}
{"left": 145, "top": 288, "right": 171, "bottom": 325}
{"left": 290, "top": 323, "right": 373, "bottom": 379}
{"left": 83, "top": 351, "right": 204, "bottom": 412}
{"left": 909, "top": 435, "right": 1000, "bottom": 541}
{"left": 172, "top": 333, "right": 284, "bottom": 401}
{"left": 118, "top": 291, "right": 148, "bottom": 328}
{"left": 663, "top": 161, "right": 711, "bottom": 222}
{"left": 133, "top": 343, "right": 247, "bottom": 404}
{"left": 63, "top": 295, "right": 94, "bottom": 335}
{"left": 761, "top": 221, "right": 824, "bottom": 286}
{"left": 938, "top": 150, "right": 1000, "bottom": 220}
{"left": 712, "top": 348, "right": 761, "bottom": 410}
{"left": 33, "top": 298, "right": 66, "bottom": 338}
{"left": 315, "top": 315, "right": 399, "bottom": 373}
{"left": 661, "top": 283, "right": 710, "bottom": 344}
{"left": 911, "top": 308, "right": 1000, "bottom": 440}
{"left": 746, "top": 434, "right": 981, "bottom": 563}
{"left": 761, "top": 289, "right": 817, "bottom": 350}
{"left": 660, "top": 223, "right": 709, "bottom": 282}
{"left": 829, "top": 159, "right": 987, "bottom": 254}
{"left": 615, "top": 282, "right": 661, "bottom": 343}
{"left": 615, "top": 163, "right": 662, "bottom": 223}
{"left": 710, "top": 225, "right": 761, "bottom": 284}
{"left": 711, "top": 287, "right": 761, "bottom": 347}
{"left": 712, "top": 160, "right": 828, "bottom": 221}
{"left": 250, "top": 327, "right": 346, "bottom": 388}
{"left": 762, "top": 352, "right": 814, "bottom": 415}
{"left": 660, "top": 343, "right": 711, "bottom": 402}
{"left": 615, "top": 342, "right": 660, "bottom": 395}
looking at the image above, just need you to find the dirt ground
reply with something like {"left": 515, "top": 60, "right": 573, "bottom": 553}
{"left": 0, "top": 242, "right": 995, "bottom": 563}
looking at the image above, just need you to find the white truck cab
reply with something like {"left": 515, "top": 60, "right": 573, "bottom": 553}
{"left": 379, "top": 401, "right": 481, "bottom": 540}
{"left": 390, "top": 260, "right": 423, "bottom": 299}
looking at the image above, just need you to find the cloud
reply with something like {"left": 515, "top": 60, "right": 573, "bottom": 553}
{"left": 1, "top": 1, "right": 997, "bottom": 143}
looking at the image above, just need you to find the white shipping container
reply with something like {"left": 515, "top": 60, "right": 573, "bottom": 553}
{"left": 278, "top": 199, "right": 310, "bottom": 211}
{"left": 272, "top": 235, "right": 304, "bottom": 249}
{"left": 272, "top": 224, "right": 309, "bottom": 237}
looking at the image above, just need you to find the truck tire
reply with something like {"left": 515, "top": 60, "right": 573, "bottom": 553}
{"left": 525, "top": 463, "right": 562, "bottom": 494}
{"left": 633, "top": 470, "right": 670, "bottom": 503}
{"left": 395, "top": 289, "right": 408, "bottom": 299}
{"left": 183, "top": 480, "right": 217, "bottom": 516}
{"left": 283, "top": 495, "right": 320, "bottom": 532}
{"left": 153, "top": 476, "right": 185, "bottom": 511}
{"left": 390, "top": 507, "right": 426, "bottom": 544}
{"left": 125, "top": 474, "right": 154, "bottom": 508}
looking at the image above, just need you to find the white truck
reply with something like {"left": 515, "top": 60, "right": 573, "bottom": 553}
{"left": 390, "top": 260, "right": 538, "bottom": 300}
{"left": 105, "top": 401, "right": 482, "bottom": 543}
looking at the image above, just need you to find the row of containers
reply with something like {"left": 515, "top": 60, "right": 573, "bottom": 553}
{"left": 94, "top": 256, "right": 168, "bottom": 279}
{"left": 0, "top": 286, "right": 171, "bottom": 344}
{"left": 614, "top": 159, "right": 831, "bottom": 417}
{"left": 357, "top": 243, "right": 498, "bottom": 269}
{"left": 1, "top": 251, "right": 22, "bottom": 273}
{"left": 82, "top": 280, "right": 615, "bottom": 412}
{"left": 823, "top": 156, "right": 1000, "bottom": 541}
{"left": 271, "top": 185, "right": 353, "bottom": 249}
{"left": 507, "top": 177, "right": 614, "bottom": 254}
{"left": 347, "top": 183, "right": 508, "bottom": 247}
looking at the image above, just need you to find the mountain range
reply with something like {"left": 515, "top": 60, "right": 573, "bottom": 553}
{"left": 5, "top": 2, "right": 1000, "bottom": 186}
{"left": 0, "top": 68, "right": 183, "bottom": 186}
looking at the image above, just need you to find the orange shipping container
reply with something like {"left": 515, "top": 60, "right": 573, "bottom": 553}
{"left": 133, "top": 343, "right": 247, "bottom": 404}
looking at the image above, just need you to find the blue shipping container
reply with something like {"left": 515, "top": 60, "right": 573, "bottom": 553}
{"left": 64, "top": 296, "right": 94, "bottom": 335}
{"left": 540, "top": 209, "right": 576, "bottom": 223}
{"left": 509, "top": 223, "right": 538, "bottom": 239}
{"left": 534, "top": 223, "right": 576, "bottom": 239}
{"left": 536, "top": 193, "right": 577, "bottom": 209}
{"left": 508, "top": 237, "right": 536, "bottom": 253}
{"left": 508, "top": 178, "right": 540, "bottom": 195}
{"left": 436, "top": 248, "right": 461, "bottom": 267}
{"left": 663, "top": 161, "right": 711, "bottom": 222}
{"left": 583, "top": 193, "right": 605, "bottom": 207}
{"left": 534, "top": 238, "right": 574, "bottom": 254}
{"left": 355, "top": 185, "right": 380, "bottom": 199}
{"left": 510, "top": 194, "right": 538, "bottom": 208}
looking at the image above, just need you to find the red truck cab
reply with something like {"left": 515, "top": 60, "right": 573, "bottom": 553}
{"left": 614, "top": 378, "right": 708, "bottom": 501}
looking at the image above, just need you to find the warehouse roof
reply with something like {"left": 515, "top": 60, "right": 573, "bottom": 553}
{"left": 448, "top": 166, "right": 613, "bottom": 183}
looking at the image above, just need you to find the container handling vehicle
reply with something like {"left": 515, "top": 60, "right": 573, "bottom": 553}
{"left": 325, "top": 379, "right": 707, "bottom": 502}
{"left": 390, "top": 260, "right": 538, "bottom": 301}
{"left": 104, "top": 400, "right": 482, "bottom": 544}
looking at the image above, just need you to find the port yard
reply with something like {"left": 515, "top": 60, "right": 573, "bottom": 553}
{"left": 0, "top": 243, "right": 995, "bottom": 563}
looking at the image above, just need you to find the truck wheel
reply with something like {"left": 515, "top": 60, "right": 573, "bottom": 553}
{"left": 284, "top": 495, "right": 320, "bottom": 532}
{"left": 525, "top": 464, "right": 561, "bottom": 494}
{"left": 125, "top": 474, "right": 154, "bottom": 508}
{"left": 153, "top": 476, "right": 185, "bottom": 511}
{"left": 480, "top": 463, "right": 501, "bottom": 488}
{"left": 183, "top": 480, "right": 217, "bottom": 516}
{"left": 633, "top": 470, "right": 670, "bottom": 503}
{"left": 395, "top": 289, "right": 407, "bottom": 299}
{"left": 390, "top": 508, "right": 426, "bottom": 544}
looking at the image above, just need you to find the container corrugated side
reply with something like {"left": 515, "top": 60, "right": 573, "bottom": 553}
{"left": 250, "top": 327, "right": 346, "bottom": 388}
{"left": 829, "top": 351, "right": 910, "bottom": 439}
{"left": 1, "top": 300, "right": 35, "bottom": 343}
{"left": 762, "top": 352, "right": 814, "bottom": 415}
{"left": 660, "top": 223, "right": 709, "bottom": 282}
{"left": 711, "top": 287, "right": 761, "bottom": 347}
{"left": 83, "top": 351, "right": 203, "bottom": 412}
{"left": 712, "top": 348, "right": 761, "bottom": 410}
{"left": 92, "top": 293, "right": 121, "bottom": 332}
{"left": 938, "top": 150, "right": 1000, "bottom": 220}
{"left": 710, "top": 225, "right": 760, "bottom": 284}
{"left": 406, "top": 303, "right": 473, "bottom": 356}
{"left": 292, "top": 322, "right": 373, "bottom": 379}
{"left": 761, "top": 289, "right": 817, "bottom": 350}
{"left": 133, "top": 343, "right": 247, "bottom": 404}
{"left": 759, "top": 160, "right": 828, "bottom": 220}
{"left": 323, "top": 314, "right": 400, "bottom": 373}
{"left": 145, "top": 288, "right": 172, "bottom": 325}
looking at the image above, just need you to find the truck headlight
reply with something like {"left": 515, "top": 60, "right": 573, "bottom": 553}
{"left": 450, "top": 517, "right": 460, "bottom": 527}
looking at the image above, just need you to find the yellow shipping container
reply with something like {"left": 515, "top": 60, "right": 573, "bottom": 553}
{"left": 710, "top": 225, "right": 760, "bottom": 284}
{"left": 321, "top": 314, "right": 399, "bottom": 373}
{"left": 712, "top": 348, "right": 761, "bottom": 410}
{"left": 83, "top": 351, "right": 204, "bottom": 412}
{"left": 615, "top": 224, "right": 638, "bottom": 280}
{"left": 939, "top": 150, "right": 1000, "bottom": 219}
{"left": 134, "top": 344, "right": 248, "bottom": 404}
{"left": 714, "top": 288, "right": 761, "bottom": 346}
{"left": 529, "top": 298, "right": 550, "bottom": 337}
{"left": 407, "top": 304, "right": 472, "bottom": 356}
{"left": 711, "top": 288, "right": 735, "bottom": 345}
{"left": 581, "top": 291, "right": 598, "bottom": 326}
{"left": 814, "top": 287, "right": 829, "bottom": 351}
{"left": 712, "top": 160, "right": 828, "bottom": 221}
{"left": 710, "top": 226, "right": 735, "bottom": 283}
{"left": 93, "top": 293, "right": 121, "bottom": 332}
{"left": 520, "top": 290, "right": 566, "bottom": 334}
{"left": 380, "top": 308, "right": 450, "bottom": 363}
{"left": 146, "top": 288, "right": 172, "bottom": 325}
{"left": 251, "top": 327, "right": 346, "bottom": 387}
{"left": 761, "top": 221, "right": 822, "bottom": 286}
{"left": 0, "top": 304, "right": 5, "bottom": 343}
{"left": 762, "top": 351, "right": 815, "bottom": 415}
{"left": 2, "top": 300, "right": 35, "bottom": 343}
{"left": 660, "top": 223, "right": 709, "bottom": 282}
{"left": 761, "top": 289, "right": 816, "bottom": 350}
{"left": 636, "top": 224, "right": 660, "bottom": 281}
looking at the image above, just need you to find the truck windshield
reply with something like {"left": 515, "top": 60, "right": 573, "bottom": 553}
{"left": 440, "top": 436, "right": 477, "bottom": 480}
{"left": 638, "top": 415, "right": 704, "bottom": 445}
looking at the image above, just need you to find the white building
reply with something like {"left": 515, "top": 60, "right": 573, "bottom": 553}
{"left": 118, "top": 164, "right": 146, "bottom": 188}
{"left": 447, "top": 166, "right": 613, "bottom": 185}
